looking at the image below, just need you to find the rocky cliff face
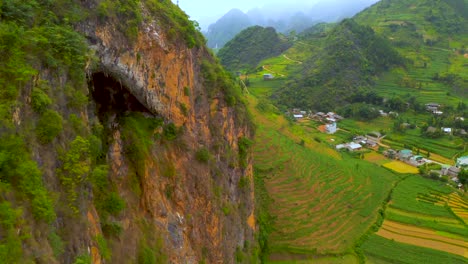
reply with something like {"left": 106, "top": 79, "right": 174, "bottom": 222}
{"left": 0, "top": 0, "right": 255, "bottom": 263}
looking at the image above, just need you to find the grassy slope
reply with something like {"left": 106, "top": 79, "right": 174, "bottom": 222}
{"left": 248, "top": 71, "right": 467, "bottom": 262}
{"left": 355, "top": 0, "right": 468, "bottom": 105}
{"left": 246, "top": 1, "right": 468, "bottom": 261}
{"left": 248, "top": 78, "right": 398, "bottom": 258}
{"left": 362, "top": 234, "right": 467, "bottom": 264}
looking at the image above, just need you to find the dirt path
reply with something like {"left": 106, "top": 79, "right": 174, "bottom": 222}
{"left": 239, "top": 79, "right": 250, "bottom": 94}
{"left": 283, "top": 54, "right": 303, "bottom": 64}
{"left": 262, "top": 65, "right": 285, "bottom": 77}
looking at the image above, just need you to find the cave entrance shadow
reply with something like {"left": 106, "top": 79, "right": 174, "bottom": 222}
{"left": 89, "top": 72, "right": 151, "bottom": 122}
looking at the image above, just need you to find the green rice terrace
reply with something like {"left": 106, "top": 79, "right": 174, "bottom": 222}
{"left": 246, "top": 34, "right": 467, "bottom": 263}
{"left": 227, "top": 0, "right": 468, "bottom": 262}
{"left": 248, "top": 75, "right": 468, "bottom": 263}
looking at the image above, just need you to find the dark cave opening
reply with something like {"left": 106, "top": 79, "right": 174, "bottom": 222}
{"left": 89, "top": 72, "right": 151, "bottom": 121}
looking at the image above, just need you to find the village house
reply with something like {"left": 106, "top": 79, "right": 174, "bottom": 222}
{"left": 441, "top": 166, "right": 461, "bottom": 177}
{"left": 353, "top": 136, "right": 367, "bottom": 145}
{"left": 325, "top": 122, "right": 337, "bottom": 134}
{"left": 456, "top": 156, "right": 468, "bottom": 168}
{"left": 398, "top": 149, "right": 413, "bottom": 160}
{"left": 263, "top": 73, "right": 274, "bottom": 80}
{"left": 383, "top": 149, "right": 397, "bottom": 159}
{"left": 347, "top": 142, "right": 362, "bottom": 152}
{"left": 379, "top": 110, "right": 388, "bottom": 117}
{"left": 409, "top": 155, "right": 425, "bottom": 165}
{"left": 425, "top": 103, "right": 440, "bottom": 112}
{"left": 442, "top": 127, "right": 452, "bottom": 134}
{"left": 336, "top": 142, "right": 362, "bottom": 152}
{"left": 366, "top": 140, "right": 378, "bottom": 149}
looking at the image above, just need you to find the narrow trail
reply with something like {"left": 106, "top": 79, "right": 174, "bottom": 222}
{"left": 262, "top": 65, "right": 285, "bottom": 77}
{"left": 296, "top": 41, "right": 314, "bottom": 47}
{"left": 283, "top": 54, "right": 303, "bottom": 64}
{"left": 239, "top": 79, "right": 250, "bottom": 94}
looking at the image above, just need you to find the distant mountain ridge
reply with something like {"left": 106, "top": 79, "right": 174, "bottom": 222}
{"left": 203, "top": 0, "right": 380, "bottom": 49}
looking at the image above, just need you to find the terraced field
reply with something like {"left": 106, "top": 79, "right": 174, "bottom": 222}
{"left": 362, "top": 234, "right": 468, "bottom": 264}
{"left": 250, "top": 95, "right": 398, "bottom": 255}
{"left": 382, "top": 161, "right": 419, "bottom": 174}
{"left": 377, "top": 220, "right": 467, "bottom": 257}
{"left": 366, "top": 175, "right": 468, "bottom": 261}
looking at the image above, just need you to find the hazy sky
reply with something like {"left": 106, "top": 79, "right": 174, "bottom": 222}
{"left": 175, "top": 0, "right": 318, "bottom": 21}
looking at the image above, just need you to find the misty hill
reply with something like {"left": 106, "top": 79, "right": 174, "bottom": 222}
{"left": 355, "top": 0, "right": 468, "bottom": 42}
{"left": 217, "top": 26, "right": 292, "bottom": 72}
{"left": 273, "top": 19, "right": 405, "bottom": 110}
{"left": 204, "top": 9, "right": 253, "bottom": 49}
{"left": 204, "top": 0, "right": 380, "bottom": 49}
{"left": 272, "top": 0, "right": 468, "bottom": 111}
{"left": 354, "top": 0, "right": 468, "bottom": 97}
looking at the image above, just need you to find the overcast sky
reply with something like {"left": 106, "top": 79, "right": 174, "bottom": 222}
{"left": 174, "top": 0, "right": 379, "bottom": 30}
{"left": 175, "top": 0, "right": 318, "bottom": 21}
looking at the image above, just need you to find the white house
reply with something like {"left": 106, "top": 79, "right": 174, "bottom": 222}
{"left": 263, "top": 73, "right": 274, "bottom": 80}
{"left": 326, "top": 122, "right": 337, "bottom": 134}
{"left": 347, "top": 143, "right": 362, "bottom": 152}
{"left": 442, "top": 127, "right": 452, "bottom": 134}
{"left": 456, "top": 156, "right": 468, "bottom": 168}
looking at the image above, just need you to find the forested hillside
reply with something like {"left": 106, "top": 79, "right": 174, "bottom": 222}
{"left": 217, "top": 26, "right": 292, "bottom": 72}
{"left": 273, "top": 19, "right": 405, "bottom": 111}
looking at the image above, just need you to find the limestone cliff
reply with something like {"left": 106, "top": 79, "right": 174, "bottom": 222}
{"left": 0, "top": 0, "right": 255, "bottom": 263}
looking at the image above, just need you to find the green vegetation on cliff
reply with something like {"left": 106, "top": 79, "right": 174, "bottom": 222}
{"left": 0, "top": 0, "right": 254, "bottom": 263}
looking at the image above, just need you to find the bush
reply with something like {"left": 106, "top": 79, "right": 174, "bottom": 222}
{"left": 57, "top": 136, "right": 91, "bottom": 212}
{"left": 31, "top": 88, "right": 52, "bottom": 113}
{"left": 138, "top": 246, "right": 156, "bottom": 264}
{"left": 238, "top": 137, "right": 252, "bottom": 168}
{"left": 195, "top": 148, "right": 210, "bottom": 163}
{"left": 36, "top": 110, "right": 63, "bottom": 143}
{"left": 95, "top": 235, "right": 111, "bottom": 260}
{"left": 101, "top": 192, "right": 125, "bottom": 215}
{"left": 67, "top": 89, "right": 88, "bottom": 109}
{"left": 48, "top": 231, "right": 65, "bottom": 258}
{"left": 17, "top": 161, "right": 56, "bottom": 222}
{"left": 179, "top": 103, "right": 188, "bottom": 116}
{"left": 102, "top": 221, "right": 123, "bottom": 237}
{"left": 73, "top": 255, "right": 91, "bottom": 264}
{"left": 183, "top": 86, "right": 190, "bottom": 96}
{"left": 163, "top": 123, "right": 178, "bottom": 140}
{"left": 0, "top": 202, "right": 21, "bottom": 229}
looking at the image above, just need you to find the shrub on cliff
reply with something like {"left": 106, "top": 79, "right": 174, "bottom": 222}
{"left": 36, "top": 110, "right": 63, "bottom": 144}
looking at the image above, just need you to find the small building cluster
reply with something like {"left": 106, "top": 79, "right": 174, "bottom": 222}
{"left": 289, "top": 108, "right": 309, "bottom": 119}
{"left": 383, "top": 150, "right": 466, "bottom": 187}
{"left": 336, "top": 134, "right": 382, "bottom": 152}
{"left": 312, "top": 112, "right": 344, "bottom": 134}
{"left": 311, "top": 112, "right": 344, "bottom": 123}
{"left": 378, "top": 110, "right": 399, "bottom": 118}
{"left": 425, "top": 103, "right": 443, "bottom": 115}
{"left": 287, "top": 110, "right": 345, "bottom": 134}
